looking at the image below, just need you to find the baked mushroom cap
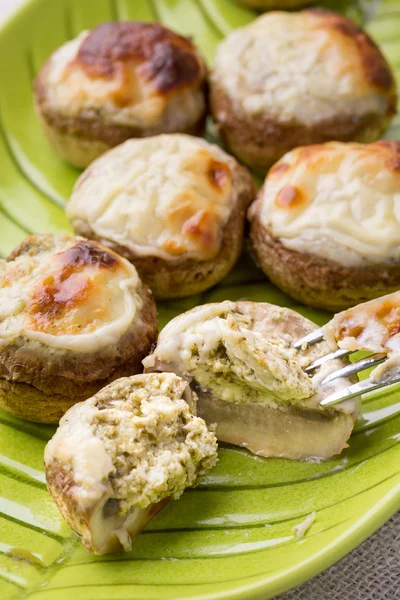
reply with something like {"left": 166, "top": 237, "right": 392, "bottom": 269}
{"left": 144, "top": 301, "right": 360, "bottom": 460}
{"left": 35, "top": 22, "right": 207, "bottom": 168}
{"left": 67, "top": 134, "right": 256, "bottom": 299}
{"left": 210, "top": 9, "right": 397, "bottom": 173}
{"left": 45, "top": 372, "right": 218, "bottom": 554}
{"left": 0, "top": 234, "right": 157, "bottom": 423}
{"left": 324, "top": 291, "right": 400, "bottom": 384}
{"left": 249, "top": 141, "right": 400, "bottom": 312}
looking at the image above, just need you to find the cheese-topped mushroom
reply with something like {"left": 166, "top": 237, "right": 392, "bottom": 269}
{"left": 210, "top": 9, "right": 397, "bottom": 173}
{"left": 325, "top": 291, "right": 400, "bottom": 384}
{"left": 45, "top": 373, "right": 218, "bottom": 555}
{"left": 0, "top": 234, "right": 157, "bottom": 423}
{"left": 144, "top": 301, "right": 360, "bottom": 460}
{"left": 67, "top": 134, "right": 256, "bottom": 299}
{"left": 249, "top": 141, "right": 400, "bottom": 311}
{"left": 35, "top": 22, "right": 207, "bottom": 168}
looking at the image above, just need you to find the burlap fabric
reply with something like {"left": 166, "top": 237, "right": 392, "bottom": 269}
{"left": 276, "top": 512, "right": 400, "bottom": 599}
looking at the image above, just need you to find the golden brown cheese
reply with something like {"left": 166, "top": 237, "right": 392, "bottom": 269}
{"left": 326, "top": 291, "right": 400, "bottom": 354}
{"left": 27, "top": 241, "right": 124, "bottom": 335}
{"left": 42, "top": 23, "right": 206, "bottom": 129}
{"left": 312, "top": 8, "right": 394, "bottom": 91}
{"left": 0, "top": 235, "right": 142, "bottom": 351}
{"left": 67, "top": 135, "right": 235, "bottom": 261}
{"left": 259, "top": 141, "right": 400, "bottom": 267}
{"left": 212, "top": 10, "right": 396, "bottom": 125}
{"left": 76, "top": 22, "right": 204, "bottom": 99}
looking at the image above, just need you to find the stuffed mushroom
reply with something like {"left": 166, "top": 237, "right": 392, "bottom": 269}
{"left": 324, "top": 291, "right": 400, "bottom": 385}
{"left": 45, "top": 373, "right": 218, "bottom": 554}
{"left": 249, "top": 141, "right": 400, "bottom": 311}
{"left": 144, "top": 301, "right": 360, "bottom": 460}
{"left": 0, "top": 234, "right": 157, "bottom": 423}
{"left": 210, "top": 9, "right": 397, "bottom": 173}
{"left": 67, "top": 134, "right": 256, "bottom": 299}
{"left": 35, "top": 22, "right": 207, "bottom": 168}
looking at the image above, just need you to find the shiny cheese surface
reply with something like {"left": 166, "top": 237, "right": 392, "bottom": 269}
{"left": 257, "top": 141, "right": 400, "bottom": 267}
{"left": 0, "top": 235, "right": 142, "bottom": 352}
{"left": 43, "top": 23, "right": 206, "bottom": 130}
{"left": 326, "top": 291, "right": 400, "bottom": 354}
{"left": 325, "top": 291, "right": 400, "bottom": 384}
{"left": 68, "top": 135, "right": 234, "bottom": 261}
{"left": 212, "top": 10, "right": 394, "bottom": 125}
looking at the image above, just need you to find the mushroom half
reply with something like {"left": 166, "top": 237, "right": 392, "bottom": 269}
{"left": 144, "top": 302, "right": 360, "bottom": 460}
{"left": 45, "top": 373, "right": 218, "bottom": 554}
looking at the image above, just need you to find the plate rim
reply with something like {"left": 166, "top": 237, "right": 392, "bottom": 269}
{"left": 0, "top": 1, "right": 399, "bottom": 598}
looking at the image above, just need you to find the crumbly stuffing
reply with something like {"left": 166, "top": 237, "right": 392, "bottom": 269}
{"left": 145, "top": 303, "right": 319, "bottom": 408}
{"left": 187, "top": 313, "right": 314, "bottom": 405}
{"left": 89, "top": 373, "right": 217, "bottom": 514}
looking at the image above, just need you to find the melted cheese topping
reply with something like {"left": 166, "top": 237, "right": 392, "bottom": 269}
{"left": 67, "top": 135, "right": 234, "bottom": 261}
{"left": 144, "top": 302, "right": 358, "bottom": 415}
{"left": 258, "top": 142, "right": 400, "bottom": 267}
{"left": 44, "top": 400, "right": 113, "bottom": 510}
{"left": 325, "top": 291, "right": 400, "bottom": 384}
{"left": 212, "top": 10, "right": 393, "bottom": 125}
{"left": 44, "top": 31, "right": 204, "bottom": 130}
{"left": 326, "top": 291, "right": 400, "bottom": 354}
{"left": 0, "top": 235, "right": 142, "bottom": 352}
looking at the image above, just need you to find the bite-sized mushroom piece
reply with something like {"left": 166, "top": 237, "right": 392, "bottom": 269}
{"left": 45, "top": 373, "right": 218, "bottom": 555}
{"left": 0, "top": 234, "right": 157, "bottom": 423}
{"left": 144, "top": 302, "right": 360, "bottom": 460}
{"left": 67, "top": 134, "right": 256, "bottom": 299}
{"left": 210, "top": 9, "right": 397, "bottom": 173}
{"left": 324, "top": 291, "right": 400, "bottom": 384}
{"left": 34, "top": 21, "right": 207, "bottom": 168}
{"left": 249, "top": 141, "right": 400, "bottom": 311}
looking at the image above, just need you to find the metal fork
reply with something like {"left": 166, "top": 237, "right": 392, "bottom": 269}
{"left": 293, "top": 328, "right": 400, "bottom": 407}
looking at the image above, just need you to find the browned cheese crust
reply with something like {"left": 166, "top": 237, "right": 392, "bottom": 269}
{"left": 73, "top": 160, "right": 256, "bottom": 299}
{"left": 35, "top": 22, "right": 208, "bottom": 167}
{"left": 210, "top": 9, "right": 397, "bottom": 174}
{"left": 249, "top": 199, "right": 400, "bottom": 313}
{"left": 0, "top": 235, "right": 158, "bottom": 423}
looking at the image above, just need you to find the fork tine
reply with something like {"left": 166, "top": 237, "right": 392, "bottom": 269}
{"left": 320, "top": 353, "right": 387, "bottom": 386}
{"left": 320, "top": 373, "right": 400, "bottom": 407}
{"left": 293, "top": 328, "right": 324, "bottom": 349}
{"left": 304, "top": 348, "right": 352, "bottom": 374}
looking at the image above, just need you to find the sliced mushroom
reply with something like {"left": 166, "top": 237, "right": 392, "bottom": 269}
{"left": 144, "top": 302, "right": 360, "bottom": 460}
{"left": 45, "top": 373, "right": 218, "bottom": 554}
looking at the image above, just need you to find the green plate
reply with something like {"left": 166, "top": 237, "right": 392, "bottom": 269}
{"left": 1, "top": 1, "right": 400, "bottom": 599}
